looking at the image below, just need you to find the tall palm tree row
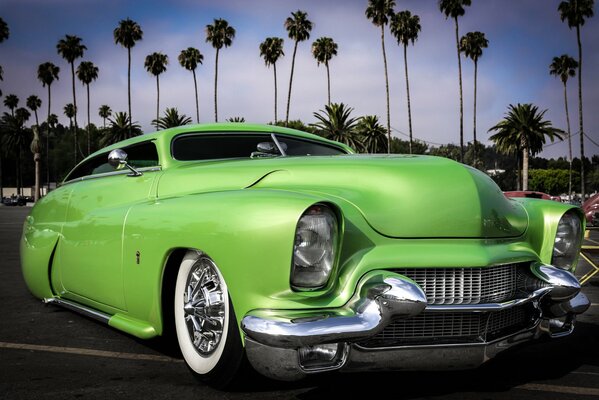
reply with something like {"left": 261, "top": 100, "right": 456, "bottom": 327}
{"left": 550, "top": 54, "right": 578, "bottom": 196}
{"left": 284, "top": 10, "right": 313, "bottom": 125}
{"left": 98, "top": 105, "right": 112, "bottom": 129}
{"left": 459, "top": 31, "right": 488, "bottom": 167}
{"left": 37, "top": 62, "right": 60, "bottom": 189}
{"left": 56, "top": 34, "right": 86, "bottom": 162}
{"left": 114, "top": 18, "right": 143, "bottom": 135}
{"left": 366, "top": 0, "right": 396, "bottom": 154}
{"left": 489, "top": 103, "right": 563, "bottom": 190}
{"left": 26, "top": 95, "right": 42, "bottom": 127}
{"left": 558, "top": 0, "right": 594, "bottom": 199}
{"left": 259, "top": 37, "right": 285, "bottom": 123}
{"left": 205, "top": 18, "right": 235, "bottom": 123}
{"left": 311, "top": 37, "right": 338, "bottom": 106}
{"left": 439, "top": 0, "right": 471, "bottom": 163}
{"left": 390, "top": 9, "right": 421, "bottom": 154}
{"left": 76, "top": 61, "right": 99, "bottom": 155}
{"left": 178, "top": 47, "right": 204, "bottom": 123}
{"left": 144, "top": 52, "right": 168, "bottom": 129}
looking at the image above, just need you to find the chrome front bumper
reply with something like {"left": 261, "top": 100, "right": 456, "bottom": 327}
{"left": 241, "top": 265, "right": 589, "bottom": 381}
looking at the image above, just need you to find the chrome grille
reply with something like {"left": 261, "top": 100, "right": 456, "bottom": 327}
{"left": 359, "top": 305, "right": 537, "bottom": 348}
{"left": 392, "top": 263, "right": 526, "bottom": 305}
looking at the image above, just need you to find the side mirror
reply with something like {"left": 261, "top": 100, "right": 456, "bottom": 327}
{"left": 107, "top": 149, "right": 142, "bottom": 176}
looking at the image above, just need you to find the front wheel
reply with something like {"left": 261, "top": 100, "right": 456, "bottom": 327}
{"left": 174, "top": 250, "right": 243, "bottom": 388}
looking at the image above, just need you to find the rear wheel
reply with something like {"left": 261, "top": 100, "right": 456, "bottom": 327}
{"left": 174, "top": 250, "right": 243, "bottom": 388}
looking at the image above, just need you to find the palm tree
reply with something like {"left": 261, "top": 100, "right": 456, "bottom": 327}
{"left": 3, "top": 94, "right": 18, "bottom": 116}
{"left": 311, "top": 103, "right": 363, "bottom": 151}
{"left": 439, "top": 0, "right": 471, "bottom": 163}
{"left": 37, "top": 62, "right": 59, "bottom": 190}
{"left": 102, "top": 112, "right": 142, "bottom": 146}
{"left": 366, "top": 0, "right": 395, "bottom": 154}
{"left": 390, "top": 10, "right": 421, "bottom": 154}
{"left": 152, "top": 107, "right": 192, "bottom": 130}
{"left": 489, "top": 104, "right": 563, "bottom": 190}
{"left": 311, "top": 37, "right": 338, "bottom": 106}
{"left": 144, "top": 52, "right": 168, "bottom": 129}
{"left": 284, "top": 10, "right": 313, "bottom": 124}
{"left": 178, "top": 47, "right": 204, "bottom": 124}
{"left": 459, "top": 31, "right": 488, "bottom": 167}
{"left": 114, "top": 18, "right": 143, "bottom": 135}
{"left": 0, "top": 17, "right": 8, "bottom": 43}
{"left": 205, "top": 18, "right": 236, "bottom": 122}
{"left": 63, "top": 103, "right": 77, "bottom": 163}
{"left": 357, "top": 115, "right": 387, "bottom": 153}
{"left": 558, "top": 0, "right": 594, "bottom": 199}
{"left": 26, "top": 95, "right": 42, "bottom": 127}
{"left": 30, "top": 126, "right": 41, "bottom": 201}
{"left": 550, "top": 54, "right": 578, "bottom": 196}
{"left": 7, "top": 108, "right": 30, "bottom": 195}
{"left": 56, "top": 35, "right": 86, "bottom": 161}
{"left": 76, "top": 61, "right": 99, "bottom": 155}
{"left": 98, "top": 105, "right": 112, "bottom": 129}
{"left": 259, "top": 37, "right": 285, "bottom": 122}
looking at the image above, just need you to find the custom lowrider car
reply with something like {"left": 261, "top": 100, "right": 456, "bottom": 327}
{"left": 21, "top": 123, "right": 589, "bottom": 386}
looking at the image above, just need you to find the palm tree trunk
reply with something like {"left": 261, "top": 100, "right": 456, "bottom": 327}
{"left": 563, "top": 82, "right": 573, "bottom": 197}
{"left": 381, "top": 26, "right": 391, "bottom": 155}
{"left": 34, "top": 111, "right": 39, "bottom": 127}
{"left": 214, "top": 48, "right": 219, "bottom": 122}
{"left": 273, "top": 63, "right": 278, "bottom": 122}
{"left": 46, "top": 84, "right": 51, "bottom": 191}
{"left": 192, "top": 69, "right": 199, "bottom": 123}
{"left": 286, "top": 41, "right": 299, "bottom": 125}
{"left": 127, "top": 47, "right": 132, "bottom": 136}
{"left": 516, "top": 152, "right": 521, "bottom": 191}
{"left": 86, "top": 83, "right": 91, "bottom": 155}
{"left": 522, "top": 147, "right": 529, "bottom": 191}
{"left": 156, "top": 75, "right": 160, "bottom": 129}
{"left": 473, "top": 59, "right": 478, "bottom": 167}
{"left": 326, "top": 62, "right": 331, "bottom": 106}
{"left": 70, "top": 61, "right": 79, "bottom": 163}
{"left": 34, "top": 153, "right": 40, "bottom": 202}
{"left": 576, "top": 25, "right": 585, "bottom": 199}
{"left": 454, "top": 17, "right": 464, "bottom": 163}
{"left": 404, "top": 44, "right": 413, "bottom": 155}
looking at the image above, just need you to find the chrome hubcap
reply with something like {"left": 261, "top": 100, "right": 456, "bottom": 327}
{"left": 183, "top": 257, "right": 225, "bottom": 356}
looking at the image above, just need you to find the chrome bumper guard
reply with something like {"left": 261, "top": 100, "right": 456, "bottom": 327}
{"left": 241, "top": 264, "right": 589, "bottom": 381}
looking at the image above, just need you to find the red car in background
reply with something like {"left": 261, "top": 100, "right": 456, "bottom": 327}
{"left": 583, "top": 193, "right": 599, "bottom": 226}
{"left": 504, "top": 191, "right": 561, "bottom": 202}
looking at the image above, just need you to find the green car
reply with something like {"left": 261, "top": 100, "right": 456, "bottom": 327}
{"left": 21, "top": 123, "right": 588, "bottom": 386}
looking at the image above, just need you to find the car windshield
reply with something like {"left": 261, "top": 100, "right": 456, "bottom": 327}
{"left": 172, "top": 133, "right": 347, "bottom": 161}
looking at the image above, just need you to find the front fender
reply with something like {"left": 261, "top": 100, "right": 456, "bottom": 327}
{"left": 121, "top": 188, "right": 332, "bottom": 334}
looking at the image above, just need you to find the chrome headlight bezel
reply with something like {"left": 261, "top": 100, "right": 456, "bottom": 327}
{"left": 551, "top": 211, "right": 583, "bottom": 270}
{"left": 290, "top": 204, "right": 340, "bottom": 290}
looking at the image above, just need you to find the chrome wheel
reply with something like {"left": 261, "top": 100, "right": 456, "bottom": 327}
{"left": 183, "top": 257, "right": 225, "bottom": 355}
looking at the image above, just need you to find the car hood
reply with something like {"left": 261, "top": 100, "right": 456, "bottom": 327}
{"left": 160, "top": 155, "right": 528, "bottom": 238}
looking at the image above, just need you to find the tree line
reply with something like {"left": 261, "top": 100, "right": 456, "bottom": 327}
{"left": 0, "top": 0, "right": 595, "bottom": 200}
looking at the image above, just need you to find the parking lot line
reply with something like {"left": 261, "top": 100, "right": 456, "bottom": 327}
{"left": 516, "top": 383, "right": 599, "bottom": 396}
{"left": 0, "top": 341, "right": 183, "bottom": 363}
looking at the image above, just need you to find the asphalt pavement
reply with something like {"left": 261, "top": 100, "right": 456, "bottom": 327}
{"left": 1, "top": 206, "right": 598, "bottom": 399}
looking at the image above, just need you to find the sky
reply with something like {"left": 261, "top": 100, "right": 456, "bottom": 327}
{"left": 0, "top": 0, "right": 598, "bottom": 159}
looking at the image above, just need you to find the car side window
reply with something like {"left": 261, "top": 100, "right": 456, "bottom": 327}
{"left": 65, "top": 141, "right": 159, "bottom": 182}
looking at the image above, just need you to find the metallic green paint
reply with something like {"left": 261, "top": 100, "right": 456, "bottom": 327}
{"left": 20, "top": 123, "right": 583, "bottom": 341}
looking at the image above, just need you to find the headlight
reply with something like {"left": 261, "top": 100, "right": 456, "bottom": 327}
{"left": 291, "top": 204, "right": 339, "bottom": 289}
{"left": 551, "top": 211, "right": 582, "bottom": 270}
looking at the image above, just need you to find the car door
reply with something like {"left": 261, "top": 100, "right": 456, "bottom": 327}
{"left": 54, "top": 141, "right": 160, "bottom": 311}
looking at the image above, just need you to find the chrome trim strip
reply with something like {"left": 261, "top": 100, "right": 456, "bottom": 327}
{"left": 62, "top": 166, "right": 162, "bottom": 185}
{"left": 424, "top": 287, "right": 551, "bottom": 312}
{"left": 43, "top": 298, "right": 111, "bottom": 323}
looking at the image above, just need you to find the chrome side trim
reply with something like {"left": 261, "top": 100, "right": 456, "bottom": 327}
{"left": 43, "top": 298, "right": 111, "bottom": 323}
{"left": 241, "top": 272, "right": 427, "bottom": 348}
